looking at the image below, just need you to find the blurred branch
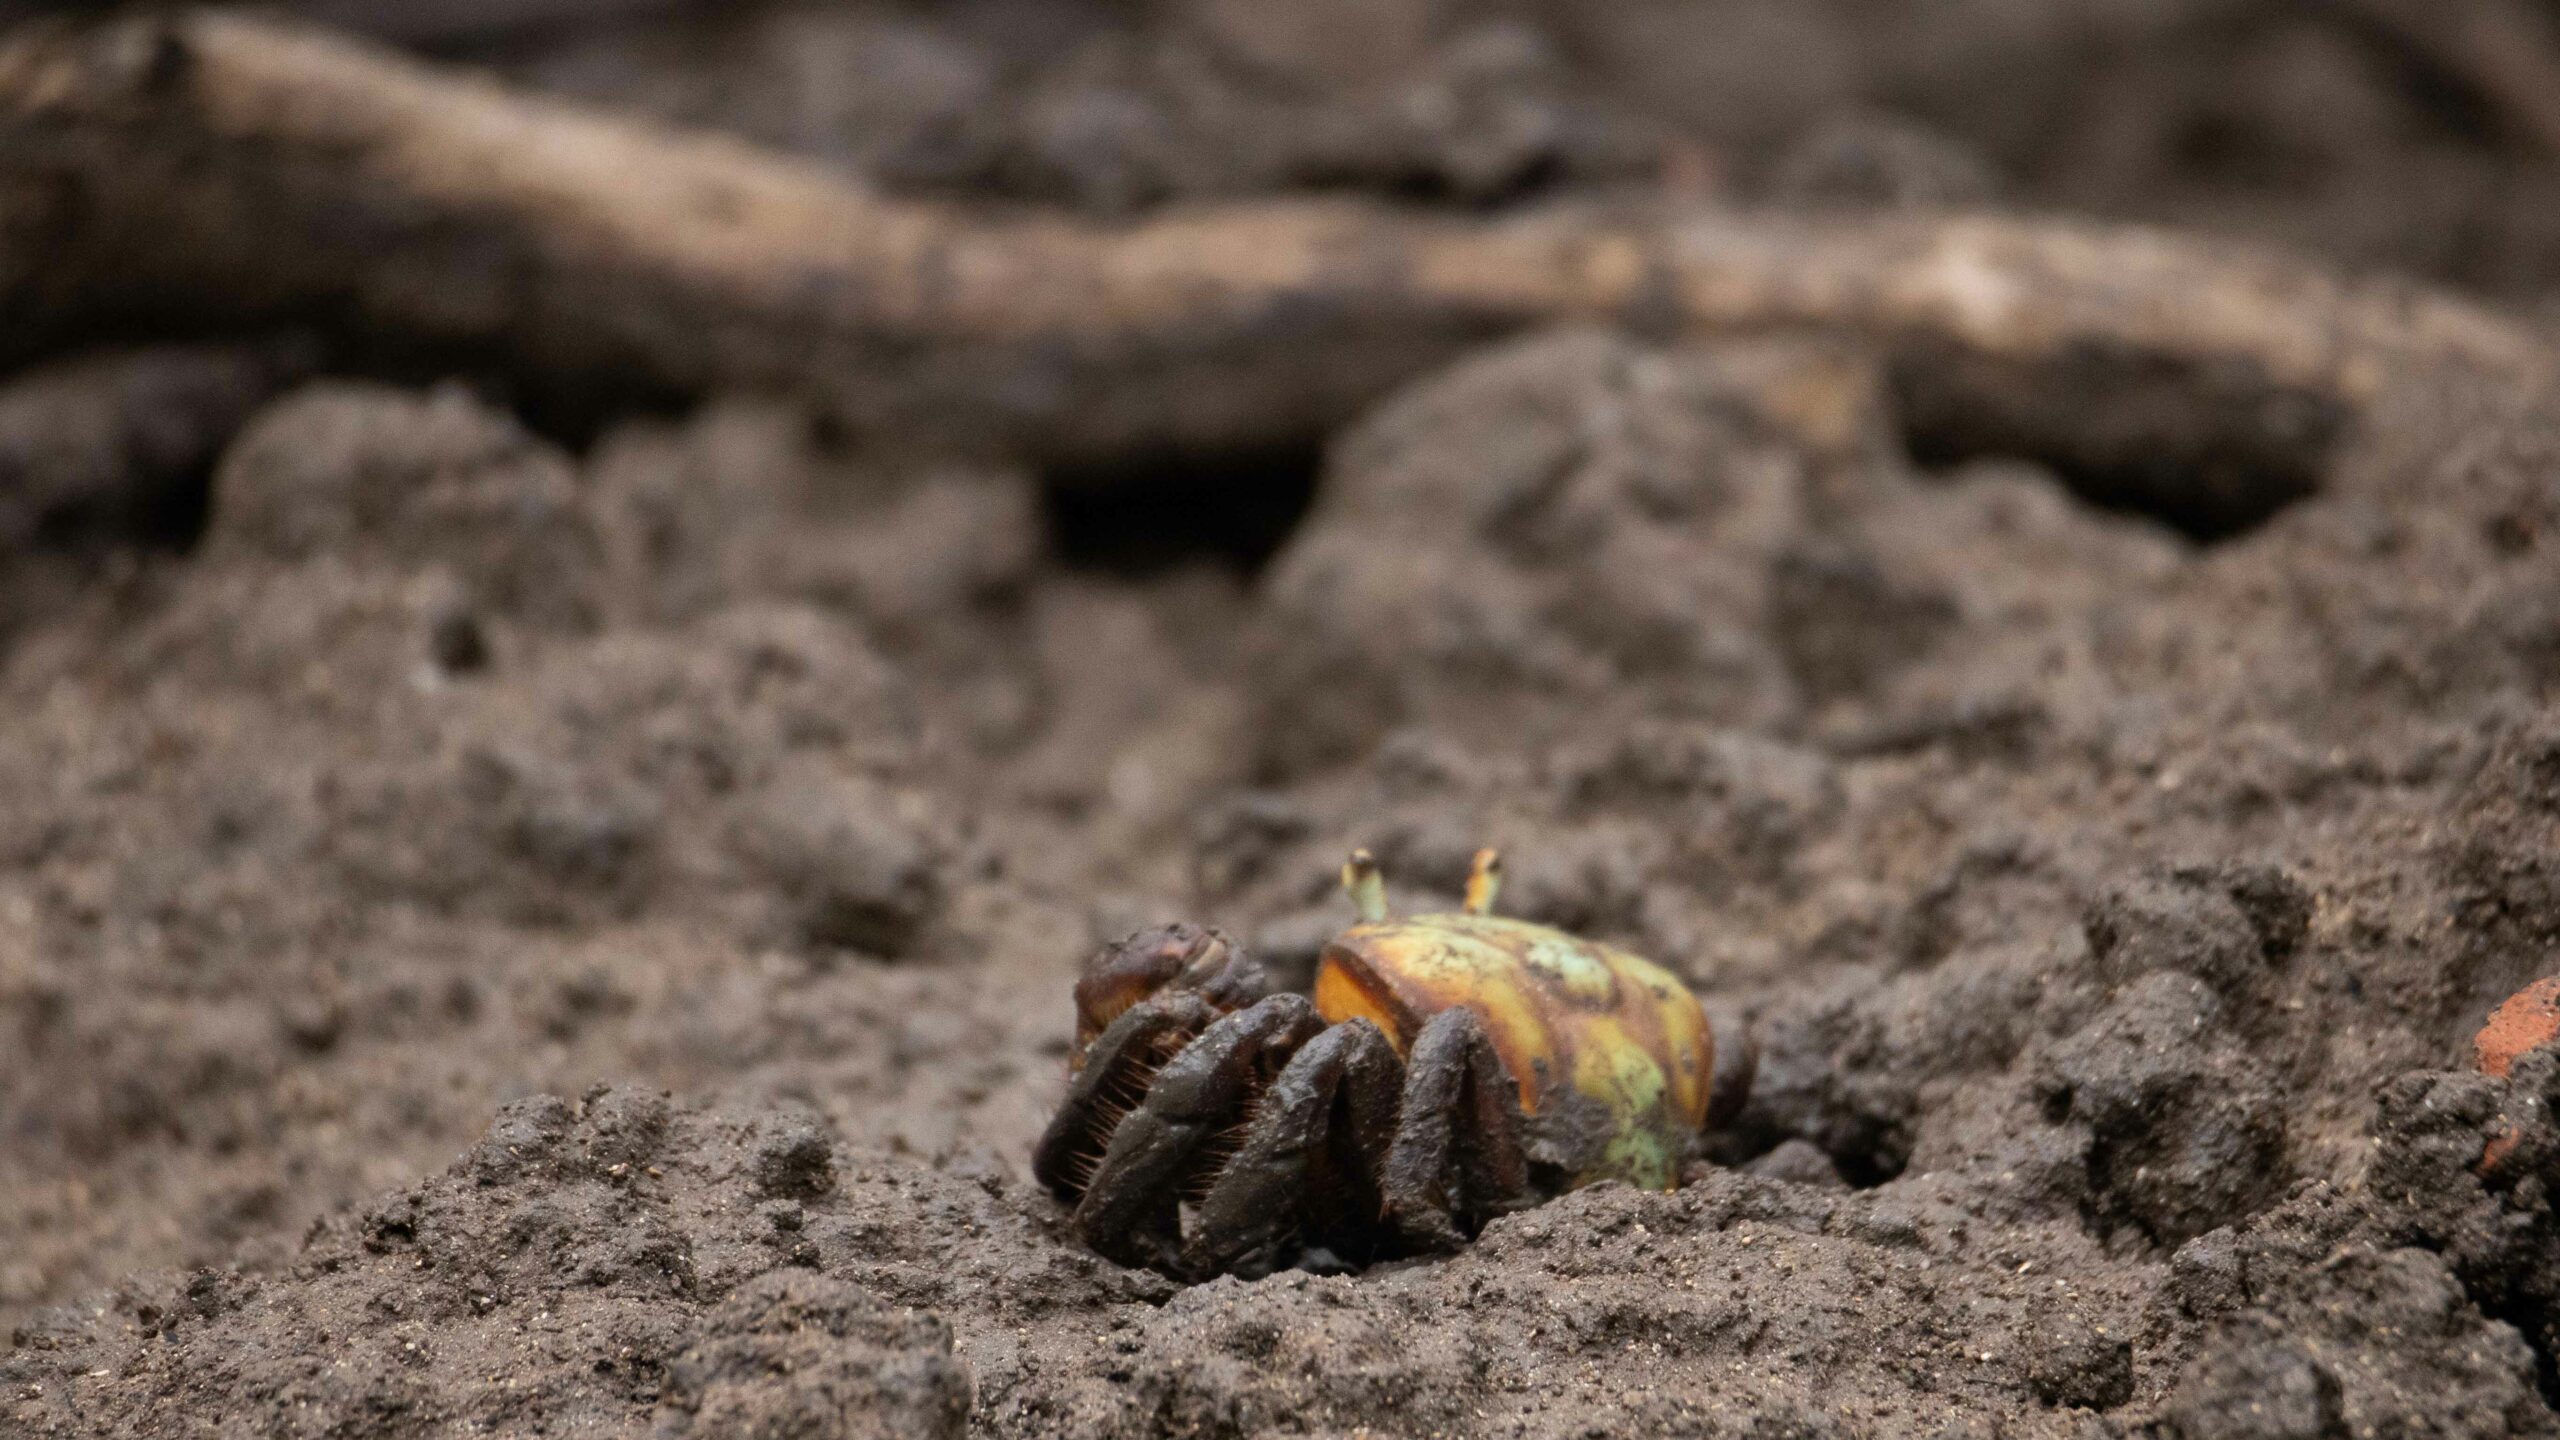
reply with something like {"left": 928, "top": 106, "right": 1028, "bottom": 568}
{"left": 2343, "top": 0, "right": 2560, "bottom": 160}
{"left": 276, "top": 0, "right": 707, "bottom": 50}
{"left": 0, "top": 11, "right": 2548, "bottom": 468}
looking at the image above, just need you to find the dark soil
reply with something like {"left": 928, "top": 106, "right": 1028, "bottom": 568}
{"left": 8, "top": 2, "right": 2560, "bottom": 1437}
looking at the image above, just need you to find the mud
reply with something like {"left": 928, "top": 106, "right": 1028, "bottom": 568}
{"left": 7, "top": 1, "right": 2560, "bottom": 1436}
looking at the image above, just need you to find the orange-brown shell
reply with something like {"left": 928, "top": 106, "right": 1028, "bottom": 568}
{"left": 1313, "top": 913, "right": 1712, "bottom": 1190}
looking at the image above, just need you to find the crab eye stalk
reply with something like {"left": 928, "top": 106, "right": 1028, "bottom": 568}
{"left": 1342, "top": 848, "right": 1389, "bottom": 924}
{"left": 1462, "top": 848, "right": 1502, "bottom": 916}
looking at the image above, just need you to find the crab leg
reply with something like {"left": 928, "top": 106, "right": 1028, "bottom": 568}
{"left": 1380, "top": 1007, "right": 1533, "bottom": 1251}
{"left": 1072, "top": 994, "right": 1325, "bottom": 1270}
{"left": 1183, "top": 1018, "right": 1404, "bottom": 1279}
{"left": 1032, "top": 992, "right": 1219, "bottom": 1203}
{"left": 1705, "top": 1007, "right": 1759, "bottom": 1131}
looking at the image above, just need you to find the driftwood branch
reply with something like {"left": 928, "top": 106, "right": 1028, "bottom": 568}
{"left": 2344, "top": 0, "right": 2560, "bottom": 162}
{"left": 0, "top": 11, "right": 2550, "bottom": 471}
{"left": 277, "top": 0, "right": 706, "bottom": 49}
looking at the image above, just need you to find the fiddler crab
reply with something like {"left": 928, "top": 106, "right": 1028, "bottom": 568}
{"left": 1034, "top": 847, "right": 1757, "bottom": 1279}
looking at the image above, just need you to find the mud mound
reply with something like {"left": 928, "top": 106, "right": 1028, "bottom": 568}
{"left": 3, "top": 305, "right": 2558, "bottom": 1433}
{"left": 6, "top": 1090, "right": 997, "bottom": 1438}
{"left": 14, "top": 1063, "right": 2558, "bottom": 1437}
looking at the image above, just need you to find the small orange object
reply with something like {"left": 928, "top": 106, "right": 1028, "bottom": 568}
{"left": 2481, "top": 1120, "right": 2523, "bottom": 1176}
{"left": 2476, "top": 976, "right": 2560, "bottom": 1079}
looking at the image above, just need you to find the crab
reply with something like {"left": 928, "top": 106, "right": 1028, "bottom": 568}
{"left": 1033, "top": 847, "right": 1756, "bottom": 1278}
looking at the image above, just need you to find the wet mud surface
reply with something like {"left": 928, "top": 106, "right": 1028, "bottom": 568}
{"left": 7, "top": 2, "right": 2560, "bottom": 1436}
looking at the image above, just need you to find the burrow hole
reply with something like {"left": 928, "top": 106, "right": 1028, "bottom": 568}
{"left": 1891, "top": 343, "right": 2342, "bottom": 543}
{"left": 1041, "top": 443, "right": 1324, "bottom": 578}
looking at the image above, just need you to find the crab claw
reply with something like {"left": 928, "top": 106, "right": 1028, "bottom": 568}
{"left": 1071, "top": 923, "right": 1270, "bottom": 1065}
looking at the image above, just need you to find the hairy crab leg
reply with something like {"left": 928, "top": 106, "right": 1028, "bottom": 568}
{"left": 1032, "top": 992, "right": 1218, "bottom": 1202}
{"left": 1073, "top": 994, "right": 1326, "bottom": 1270}
{"left": 1380, "top": 1007, "right": 1533, "bottom": 1251}
{"left": 1184, "top": 1017, "right": 1403, "bottom": 1279}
